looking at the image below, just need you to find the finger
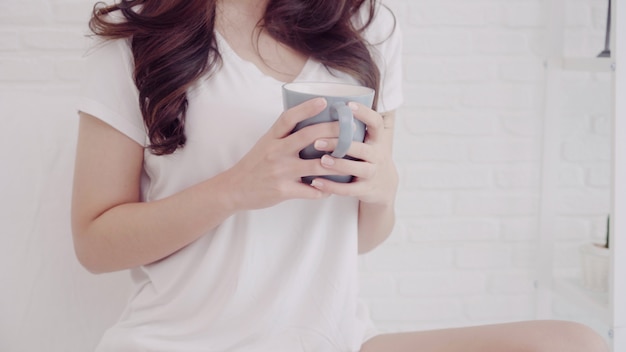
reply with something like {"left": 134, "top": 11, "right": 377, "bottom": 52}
{"left": 313, "top": 138, "right": 335, "bottom": 152}
{"left": 272, "top": 98, "right": 327, "bottom": 139}
{"left": 283, "top": 181, "right": 330, "bottom": 200}
{"left": 283, "top": 121, "right": 341, "bottom": 153}
{"left": 292, "top": 158, "right": 347, "bottom": 181}
{"left": 348, "top": 102, "right": 384, "bottom": 142}
{"left": 320, "top": 154, "right": 376, "bottom": 180}
{"left": 310, "top": 177, "right": 364, "bottom": 198}
{"left": 314, "top": 139, "right": 375, "bottom": 163}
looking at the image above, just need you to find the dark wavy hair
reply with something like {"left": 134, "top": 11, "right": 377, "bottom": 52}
{"left": 89, "top": 0, "right": 385, "bottom": 155}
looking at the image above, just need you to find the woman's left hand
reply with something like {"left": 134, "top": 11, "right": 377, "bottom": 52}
{"left": 310, "top": 102, "right": 398, "bottom": 205}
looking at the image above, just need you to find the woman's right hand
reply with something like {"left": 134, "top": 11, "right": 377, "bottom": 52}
{"left": 222, "top": 97, "right": 338, "bottom": 211}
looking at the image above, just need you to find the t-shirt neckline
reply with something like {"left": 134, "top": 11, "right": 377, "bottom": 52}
{"left": 214, "top": 30, "right": 314, "bottom": 84}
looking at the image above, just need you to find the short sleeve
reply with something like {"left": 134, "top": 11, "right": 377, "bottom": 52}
{"left": 77, "top": 38, "right": 147, "bottom": 146}
{"left": 361, "top": 4, "right": 404, "bottom": 113}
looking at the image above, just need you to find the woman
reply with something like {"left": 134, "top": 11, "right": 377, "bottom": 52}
{"left": 72, "top": 0, "right": 609, "bottom": 351}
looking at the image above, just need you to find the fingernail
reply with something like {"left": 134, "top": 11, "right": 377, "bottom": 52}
{"left": 311, "top": 179, "right": 324, "bottom": 188}
{"left": 315, "top": 98, "right": 327, "bottom": 107}
{"left": 321, "top": 155, "right": 335, "bottom": 166}
{"left": 349, "top": 102, "right": 358, "bottom": 111}
{"left": 314, "top": 140, "right": 328, "bottom": 149}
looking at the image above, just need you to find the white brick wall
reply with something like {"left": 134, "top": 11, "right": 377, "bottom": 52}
{"left": 0, "top": 0, "right": 613, "bottom": 350}
{"left": 369, "top": 0, "right": 612, "bottom": 334}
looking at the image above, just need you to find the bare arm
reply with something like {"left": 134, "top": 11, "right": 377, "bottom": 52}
{"left": 71, "top": 113, "right": 238, "bottom": 273}
{"left": 72, "top": 98, "right": 334, "bottom": 273}
{"left": 356, "top": 110, "right": 398, "bottom": 253}
{"left": 309, "top": 108, "right": 398, "bottom": 254}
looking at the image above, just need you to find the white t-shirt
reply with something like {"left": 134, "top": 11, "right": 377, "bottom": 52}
{"left": 78, "top": 5, "right": 402, "bottom": 352}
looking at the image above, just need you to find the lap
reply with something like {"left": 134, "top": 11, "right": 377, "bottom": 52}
{"left": 360, "top": 320, "right": 609, "bottom": 352}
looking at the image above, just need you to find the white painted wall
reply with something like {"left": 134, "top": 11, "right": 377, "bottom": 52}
{"left": 0, "top": 0, "right": 613, "bottom": 350}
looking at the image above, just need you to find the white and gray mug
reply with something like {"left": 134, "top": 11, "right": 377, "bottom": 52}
{"left": 282, "top": 82, "right": 375, "bottom": 184}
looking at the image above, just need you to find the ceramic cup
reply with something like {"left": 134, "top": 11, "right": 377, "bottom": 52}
{"left": 282, "top": 82, "right": 375, "bottom": 184}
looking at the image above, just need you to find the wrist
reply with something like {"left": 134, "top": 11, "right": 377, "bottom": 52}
{"left": 362, "top": 172, "right": 398, "bottom": 208}
{"left": 209, "top": 169, "right": 242, "bottom": 215}
{"left": 360, "top": 196, "right": 395, "bottom": 214}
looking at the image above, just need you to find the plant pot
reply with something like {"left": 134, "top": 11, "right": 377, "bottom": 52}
{"left": 579, "top": 243, "right": 610, "bottom": 292}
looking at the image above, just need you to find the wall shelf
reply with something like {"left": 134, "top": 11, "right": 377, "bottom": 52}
{"left": 547, "top": 57, "right": 614, "bottom": 72}
{"left": 561, "top": 57, "right": 614, "bottom": 72}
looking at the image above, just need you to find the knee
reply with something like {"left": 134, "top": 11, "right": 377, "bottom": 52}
{"left": 537, "top": 320, "right": 609, "bottom": 352}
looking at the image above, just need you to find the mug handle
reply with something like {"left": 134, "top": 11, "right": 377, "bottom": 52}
{"left": 330, "top": 102, "right": 354, "bottom": 158}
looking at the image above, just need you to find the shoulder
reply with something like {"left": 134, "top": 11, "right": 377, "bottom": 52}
{"left": 83, "top": 37, "right": 135, "bottom": 82}
{"left": 354, "top": 2, "right": 404, "bottom": 112}
{"left": 85, "top": 37, "right": 132, "bottom": 63}
{"left": 355, "top": 2, "right": 400, "bottom": 45}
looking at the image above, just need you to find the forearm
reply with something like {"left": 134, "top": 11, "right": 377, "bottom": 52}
{"left": 73, "top": 101, "right": 330, "bottom": 274}
{"left": 357, "top": 199, "right": 396, "bottom": 254}
{"left": 312, "top": 107, "right": 399, "bottom": 253}
{"left": 73, "top": 172, "right": 236, "bottom": 273}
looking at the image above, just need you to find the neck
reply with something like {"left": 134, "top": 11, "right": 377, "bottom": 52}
{"left": 216, "top": 0, "right": 270, "bottom": 35}
{"left": 216, "top": 0, "right": 268, "bottom": 20}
